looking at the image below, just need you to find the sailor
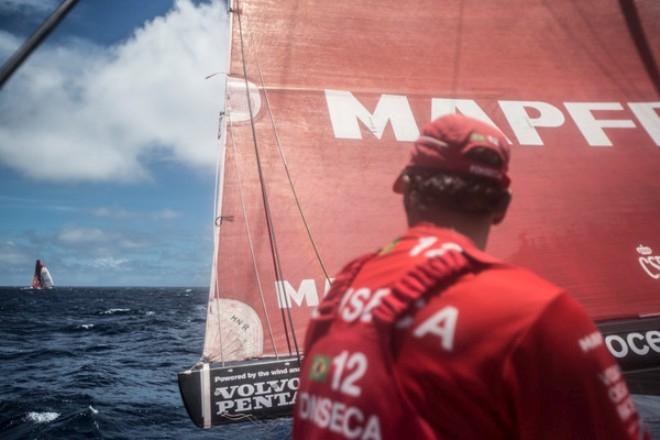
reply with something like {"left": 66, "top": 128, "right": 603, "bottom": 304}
{"left": 292, "top": 114, "right": 649, "bottom": 439}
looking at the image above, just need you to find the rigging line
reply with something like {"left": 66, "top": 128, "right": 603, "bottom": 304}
{"left": 0, "top": 0, "right": 79, "bottom": 89}
{"left": 212, "top": 109, "right": 225, "bottom": 366}
{"left": 250, "top": 32, "right": 331, "bottom": 284}
{"left": 227, "top": 119, "right": 278, "bottom": 357}
{"left": 618, "top": 0, "right": 660, "bottom": 96}
{"left": 234, "top": 5, "right": 291, "bottom": 357}
{"left": 235, "top": 3, "right": 301, "bottom": 360}
{"left": 197, "top": 106, "right": 227, "bottom": 368}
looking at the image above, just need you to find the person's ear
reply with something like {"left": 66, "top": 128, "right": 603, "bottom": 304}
{"left": 491, "top": 190, "right": 511, "bottom": 225}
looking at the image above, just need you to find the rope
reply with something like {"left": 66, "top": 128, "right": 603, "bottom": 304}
{"left": 251, "top": 38, "right": 331, "bottom": 283}
{"left": 235, "top": 2, "right": 301, "bottom": 360}
{"left": 202, "top": 94, "right": 227, "bottom": 368}
{"left": 227, "top": 119, "right": 278, "bottom": 356}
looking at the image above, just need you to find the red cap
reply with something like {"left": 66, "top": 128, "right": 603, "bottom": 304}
{"left": 393, "top": 114, "right": 511, "bottom": 193}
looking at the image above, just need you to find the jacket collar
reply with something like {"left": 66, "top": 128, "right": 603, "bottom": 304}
{"left": 407, "top": 222, "right": 502, "bottom": 266}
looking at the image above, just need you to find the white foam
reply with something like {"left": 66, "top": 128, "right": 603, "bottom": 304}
{"left": 26, "top": 411, "right": 59, "bottom": 423}
{"left": 101, "top": 308, "right": 130, "bottom": 315}
{"left": 80, "top": 323, "right": 95, "bottom": 329}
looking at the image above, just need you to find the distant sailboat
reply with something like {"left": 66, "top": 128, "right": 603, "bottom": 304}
{"left": 31, "top": 259, "right": 54, "bottom": 290}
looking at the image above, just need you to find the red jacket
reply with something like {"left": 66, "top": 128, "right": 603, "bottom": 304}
{"left": 293, "top": 223, "right": 648, "bottom": 439}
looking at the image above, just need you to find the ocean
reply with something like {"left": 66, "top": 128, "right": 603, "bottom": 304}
{"left": 1, "top": 287, "right": 658, "bottom": 439}
{"left": 0, "top": 287, "right": 290, "bottom": 439}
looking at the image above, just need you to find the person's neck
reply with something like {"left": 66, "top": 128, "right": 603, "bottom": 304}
{"left": 408, "top": 211, "right": 492, "bottom": 250}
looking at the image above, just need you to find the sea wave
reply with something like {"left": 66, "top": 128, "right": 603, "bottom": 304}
{"left": 3, "top": 286, "right": 655, "bottom": 440}
{"left": 25, "top": 411, "right": 59, "bottom": 424}
{"left": 100, "top": 308, "right": 131, "bottom": 315}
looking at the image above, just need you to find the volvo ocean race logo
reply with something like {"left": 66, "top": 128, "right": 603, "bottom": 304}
{"left": 603, "top": 328, "right": 660, "bottom": 373}
{"left": 637, "top": 245, "right": 660, "bottom": 279}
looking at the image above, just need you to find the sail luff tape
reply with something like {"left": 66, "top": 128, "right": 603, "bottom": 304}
{"left": 201, "top": 363, "right": 211, "bottom": 428}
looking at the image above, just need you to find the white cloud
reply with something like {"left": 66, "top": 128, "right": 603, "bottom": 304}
{"left": 0, "top": 0, "right": 227, "bottom": 182}
{"left": 57, "top": 227, "right": 108, "bottom": 244}
{"left": 118, "top": 238, "right": 147, "bottom": 249}
{"left": 0, "top": 241, "right": 30, "bottom": 264}
{"left": 90, "top": 207, "right": 134, "bottom": 219}
{"left": 89, "top": 257, "right": 128, "bottom": 269}
{"left": 0, "top": 30, "right": 19, "bottom": 54}
{"left": 56, "top": 226, "right": 153, "bottom": 251}
{"left": 89, "top": 206, "right": 181, "bottom": 220}
{"left": 153, "top": 208, "right": 180, "bottom": 220}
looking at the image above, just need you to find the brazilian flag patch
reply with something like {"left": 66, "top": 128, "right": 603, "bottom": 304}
{"left": 378, "top": 238, "right": 400, "bottom": 256}
{"left": 309, "top": 354, "right": 331, "bottom": 382}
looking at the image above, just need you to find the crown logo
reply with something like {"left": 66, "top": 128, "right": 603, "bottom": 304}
{"left": 636, "top": 244, "right": 652, "bottom": 256}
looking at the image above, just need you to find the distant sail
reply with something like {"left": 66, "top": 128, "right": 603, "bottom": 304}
{"left": 31, "top": 259, "right": 54, "bottom": 289}
{"left": 32, "top": 260, "right": 43, "bottom": 289}
{"left": 40, "top": 266, "right": 54, "bottom": 289}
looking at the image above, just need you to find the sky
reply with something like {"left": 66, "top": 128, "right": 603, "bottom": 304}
{"left": 0, "top": 0, "right": 229, "bottom": 286}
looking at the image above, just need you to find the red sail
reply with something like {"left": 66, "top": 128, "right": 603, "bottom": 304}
{"left": 204, "top": 0, "right": 660, "bottom": 362}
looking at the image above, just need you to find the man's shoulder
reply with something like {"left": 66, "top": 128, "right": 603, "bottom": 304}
{"left": 433, "top": 262, "right": 568, "bottom": 331}
{"left": 471, "top": 262, "right": 563, "bottom": 300}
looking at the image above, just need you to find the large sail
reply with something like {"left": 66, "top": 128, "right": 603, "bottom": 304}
{"left": 209, "top": 0, "right": 660, "bottom": 360}
{"left": 180, "top": 0, "right": 660, "bottom": 427}
{"left": 40, "top": 267, "right": 54, "bottom": 289}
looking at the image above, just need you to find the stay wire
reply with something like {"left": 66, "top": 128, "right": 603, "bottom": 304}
{"left": 235, "top": 3, "right": 301, "bottom": 360}
{"left": 251, "top": 41, "right": 331, "bottom": 284}
{"left": 210, "top": 107, "right": 225, "bottom": 365}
